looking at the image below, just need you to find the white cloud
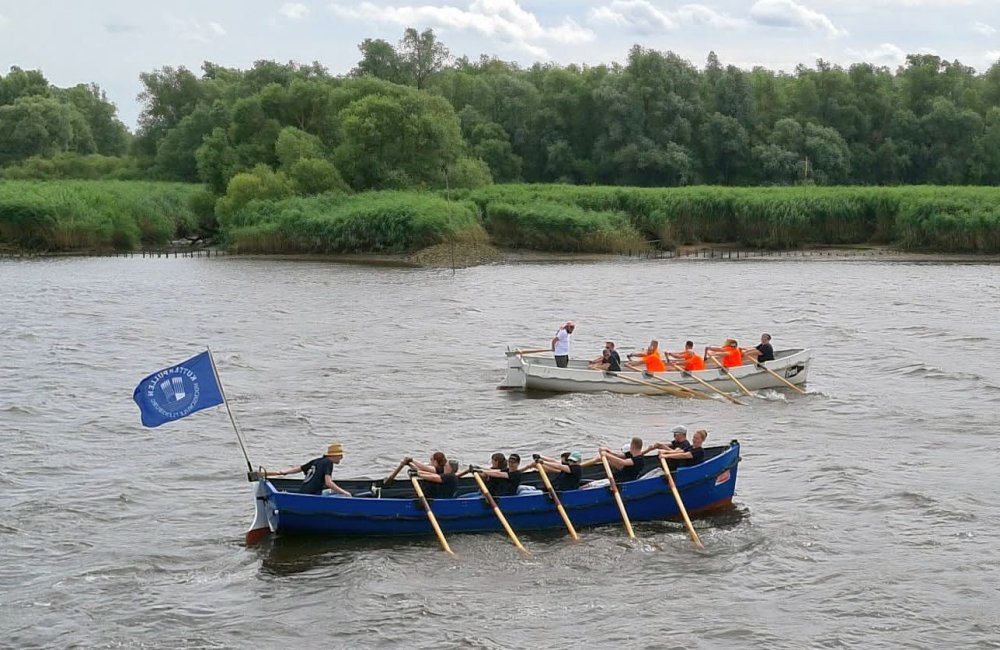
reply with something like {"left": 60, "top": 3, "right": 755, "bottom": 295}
{"left": 987, "top": 50, "right": 1000, "bottom": 63}
{"left": 168, "top": 17, "right": 227, "bottom": 43}
{"left": 0, "top": 13, "right": 8, "bottom": 28}
{"left": 972, "top": 21, "right": 996, "bottom": 36}
{"left": 589, "top": 1, "right": 742, "bottom": 34}
{"left": 750, "top": 0, "right": 846, "bottom": 38}
{"left": 281, "top": 3, "right": 310, "bottom": 19}
{"left": 845, "top": 42, "right": 907, "bottom": 66}
{"left": 674, "top": 4, "right": 745, "bottom": 29}
{"left": 591, "top": 1, "right": 676, "bottom": 32}
{"left": 329, "top": 0, "right": 594, "bottom": 56}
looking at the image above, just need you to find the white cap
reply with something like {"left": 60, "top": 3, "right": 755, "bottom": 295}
{"left": 671, "top": 425, "right": 688, "bottom": 435}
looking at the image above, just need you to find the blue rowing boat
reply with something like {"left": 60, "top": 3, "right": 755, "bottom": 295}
{"left": 246, "top": 441, "right": 741, "bottom": 544}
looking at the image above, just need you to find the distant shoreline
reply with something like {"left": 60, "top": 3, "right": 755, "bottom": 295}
{"left": 5, "top": 244, "right": 999, "bottom": 267}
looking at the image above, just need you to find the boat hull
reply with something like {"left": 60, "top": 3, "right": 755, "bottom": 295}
{"left": 248, "top": 443, "right": 741, "bottom": 540}
{"left": 499, "top": 348, "right": 810, "bottom": 395}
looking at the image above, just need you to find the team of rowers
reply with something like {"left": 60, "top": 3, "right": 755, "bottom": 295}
{"left": 584, "top": 333, "right": 775, "bottom": 373}
{"left": 265, "top": 426, "right": 709, "bottom": 499}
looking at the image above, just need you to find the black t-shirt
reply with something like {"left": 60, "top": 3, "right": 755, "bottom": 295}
{"left": 552, "top": 464, "right": 582, "bottom": 491}
{"left": 487, "top": 470, "right": 522, "bottom": 497}
{"left": 683, "top": 447, "right": 706, "bottom": 467}
{"left": 424, "top": 472, "right": 457, "bottom": 499}
{"left": 755, "top": 343, "right": 775, "bottom": 362}
{"left": 614, "top": 452, "right": 646, "bottom": 483}
{"left": 670, "top": 440, "right": 693, "bottom": 452}
{"left": 608, "top": 351, "right": 622, "bottom": 372}
{"left": 300, "top": 456, "right": 334, "bottom": 494}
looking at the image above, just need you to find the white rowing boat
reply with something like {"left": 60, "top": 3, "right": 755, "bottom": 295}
{"left": 499, "top": 347, "right": 811, "bottom": 395}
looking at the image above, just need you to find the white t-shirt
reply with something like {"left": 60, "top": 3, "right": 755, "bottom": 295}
{"left": 554, "top": 329, "right": 571, "bottom": 356}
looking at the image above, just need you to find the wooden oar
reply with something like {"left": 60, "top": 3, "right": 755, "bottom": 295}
{"left": 384, "top": 459, "right": 408, "bottom": 484}
{"left": 658, "top": 456, "right": 704, "bottom": 549}
{"left": 645, "top": 372, "right": 712, "bottom": 400}
{"left": 680, "top": 369, "right": 744, "bottom": 405}
{"left": 536, "top": 462, "right": 579, "bottom": 541}
{"left": 600, "top": 453, "right": 636, "bottom": 539}
{"left": 707, "top": 356, "right": 753, "bottom": 397}
{"left": 410, "top": 476, "right": 456, "bottom": 557}
{"left": 755, "top": 362, "right": 807, "bottom": 394}
{"left": 471, "top": 472, "right": 530, "bottom": 556}
{"left": 513, "top": 348, "right": 551, "bottom": 355}
{"left": 610, "top": 372, "right": 694, "bottom": 399}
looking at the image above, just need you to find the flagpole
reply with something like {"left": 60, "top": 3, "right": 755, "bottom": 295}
{"left": 207, "top": 346, "right": 254, "bottom": 473}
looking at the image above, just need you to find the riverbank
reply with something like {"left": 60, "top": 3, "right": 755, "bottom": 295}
{"left": 3, "top": 181, "right": 1000, "bottom": 257}
{"left": 6, "top": 242, "right": 998, "bottom": 267}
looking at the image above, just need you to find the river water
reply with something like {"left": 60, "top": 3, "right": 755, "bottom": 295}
{"left": 1, "top": 256, "right": 998, "bottom": 649}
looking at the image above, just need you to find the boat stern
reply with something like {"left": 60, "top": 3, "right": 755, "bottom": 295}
{"left": 246, "top": 475, "right": 273, "bottom": 545}
{"left": 498, "top": 347, "right": 527, "bottom": 390}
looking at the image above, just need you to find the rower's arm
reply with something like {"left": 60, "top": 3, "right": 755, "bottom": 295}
{"left": 265, "top": 465, "right": 303, "bottom": 477}
{"left": 324, "top": 474, "right": 352, "bottom": 496}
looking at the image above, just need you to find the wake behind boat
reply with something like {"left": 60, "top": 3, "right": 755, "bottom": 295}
{"left": 246, "top": 441, "right": 741, "bottom": 543}
{"left": 499, "top": 347, "right": 810, "bottom": 395}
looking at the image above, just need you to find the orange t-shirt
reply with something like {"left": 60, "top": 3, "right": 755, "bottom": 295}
{"left": 682, "top": 351, "right": 705, "bottom": 371}
{"left": 644, "top": 352, "right": 666, "bottom": 373}
{"left": 722, "top": 345, "right": 742, "bottom": 367}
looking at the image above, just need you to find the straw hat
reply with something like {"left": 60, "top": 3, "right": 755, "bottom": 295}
{"left": 325, "top": 443, "right": 344, "bottom": 456}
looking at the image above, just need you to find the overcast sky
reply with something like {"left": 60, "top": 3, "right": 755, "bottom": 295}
{"left": 1, "top": 0, "right": 997, "bottom": 130}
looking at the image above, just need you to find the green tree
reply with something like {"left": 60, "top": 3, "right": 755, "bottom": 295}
{"left": 59, "top": 83, "right": 129, "bottom": 155}
{"left": 699, "top": 112, "right": 750, "bottom": 184}
{"left": 334, "top": 91, "right": 463, "bottom": 189}
{"left": 446, "top": 157, "right": 492, "bottom": 188}
{"left": 353, "top": 38, "right": 406, "bottom": 84}
{"left": 274, "top": 126, "right": 325, "bottom": 168}
{"left": 0, "top": 96, "right": 93, "bottom": 164}
{"left": 399, "top": 28, "right": 449, "bottom": 89}
{"left": 215, "top": 164, "right": 294, "bottom": 223}
{"left": 287, "top": 158, "right": 350, "bottom": 195}
{"left": 134, "top": 66, "right": 206, "bottom": 158}
{"left": 0, "top": 66, "right": 50, "bottom": 105}
{"left": 467, "top": 121, "right": 522, "bottom": 181}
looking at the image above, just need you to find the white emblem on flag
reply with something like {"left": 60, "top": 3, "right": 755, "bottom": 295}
{"left": 159, "top": 376, "right": 187, "bottom": 402}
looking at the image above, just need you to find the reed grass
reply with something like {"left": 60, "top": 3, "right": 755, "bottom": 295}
{"left": 225, "top": 191, "right": 488, "bottom": 254}
{"left": 459, "top": 185, "right": 1000, "bottom": 253}
{"left": 0, "top": 181, "right": 204, "bottom": 251}
{"left": 482, "top": 201, "right": 647, "bottom": 253}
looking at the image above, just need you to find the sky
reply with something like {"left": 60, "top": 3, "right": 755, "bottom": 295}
{"left": 1, "top": 0, "right": 998, "bottom": 130}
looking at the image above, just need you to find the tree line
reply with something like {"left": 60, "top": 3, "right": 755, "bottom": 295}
{"left": 2, "top": 28, "right": 1000, "bottom": 195}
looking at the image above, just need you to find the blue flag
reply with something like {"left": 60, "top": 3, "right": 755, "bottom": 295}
{"left": 133, "top": 351, "right": 225, "bottom": 428}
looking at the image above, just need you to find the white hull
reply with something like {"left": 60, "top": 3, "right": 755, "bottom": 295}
{"left": 499, "top": 348, "right": 811, "bottom": 395}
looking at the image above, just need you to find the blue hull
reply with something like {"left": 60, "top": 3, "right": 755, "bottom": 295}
{"left": 250, "top": 443, "right": 740, "bottom": 539}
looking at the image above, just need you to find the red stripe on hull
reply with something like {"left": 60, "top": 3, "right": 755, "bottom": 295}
{"left": 680, "top": 496, "right": 734, "bottom": 518}
{"left": 245, "top": 527, "right": 271, "bottom": 546}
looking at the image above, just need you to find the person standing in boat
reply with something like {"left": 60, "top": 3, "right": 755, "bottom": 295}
{"left": 413, "top": 458, "right": 460, "bottom": 499}
{"left": 665, "top": 341, "right": 706, "bottom": 371}
{"left": 588, "top": 341, "right": 622, "bottom": 371}
{"left": 551, "top": 321, "right": 575, "bottom": 368}
{"left": 625, "top": 340, "right": 667, "bottom": 373}
{"left": 705, "top": 339, "right": 743, "bottom": 367}
{"left": 265, "top": 443, "right": 352, "bottom": 497}
{"left": 742, "top": 333, "right": 775, "bottom": 363}
{"left": 594, "top": 437, "right": 647, "bottom": 483}
{"left": 532, "top": 451, "right": 583, "bottom": 490}
{"left": 659, "top": 429, "right": 708, "bottom": 467}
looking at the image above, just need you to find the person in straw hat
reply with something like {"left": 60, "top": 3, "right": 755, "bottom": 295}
{"left": 265, "top": 442, "right": 352, "bottom": 496}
